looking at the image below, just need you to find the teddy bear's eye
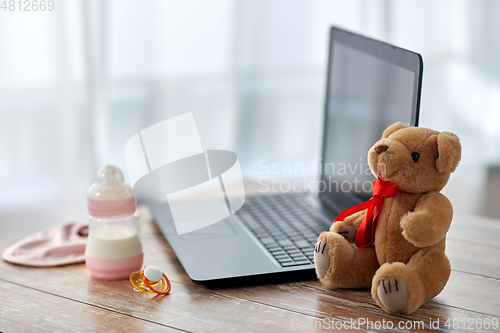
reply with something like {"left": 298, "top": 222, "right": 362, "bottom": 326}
{"left": 411, "top": 152, "right": 420, "bottom": 162}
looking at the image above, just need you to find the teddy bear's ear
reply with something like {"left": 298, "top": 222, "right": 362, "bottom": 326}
{"left": 382, "top": 122, "right": 408, "bottom": 139}
{"left": 436, "top": 131, "right": 461, "bottom": 174}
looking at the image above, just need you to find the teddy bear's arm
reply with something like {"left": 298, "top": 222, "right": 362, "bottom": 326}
{"left": 400, "top": 192, "right": 453, "bottom": 247}
{"left": 330, "top": 209, "right": 367, "bottom": 243}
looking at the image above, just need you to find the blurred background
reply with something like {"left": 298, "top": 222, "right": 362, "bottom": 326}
{"left": 1, "top": 0, "right": 500, "bottom": 243}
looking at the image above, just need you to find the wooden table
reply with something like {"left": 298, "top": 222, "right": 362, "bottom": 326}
{"left": 1, "top": 206, "right": 499, "bottom": 332}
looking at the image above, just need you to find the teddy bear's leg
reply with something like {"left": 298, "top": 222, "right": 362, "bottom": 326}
{"left": 314, "top": 231, "right": 379, "bottom": 288}
{"left": 371, "top": 248, "right": 451, "bottom": 314}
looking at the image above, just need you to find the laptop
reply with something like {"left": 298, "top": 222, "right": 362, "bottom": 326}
{"left": 149, "top": 26, "right": 423, "bottom": 284}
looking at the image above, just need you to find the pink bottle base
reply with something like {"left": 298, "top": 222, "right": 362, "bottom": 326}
{"left": 85, "top": 253, "right": 143, "bottom": 281}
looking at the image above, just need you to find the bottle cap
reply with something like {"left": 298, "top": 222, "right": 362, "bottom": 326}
{"left": 88, "top": 165, "right": 136, "bottom": 218}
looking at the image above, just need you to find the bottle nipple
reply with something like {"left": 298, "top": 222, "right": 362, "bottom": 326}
{"left": 96, "top": 165, "right": 127, "bottom": 197}
{"left": 88, "top": 165, "right": 136, "bottom": 218}
{"left": 129, "top": 265, "right": 171, "bottom": 295}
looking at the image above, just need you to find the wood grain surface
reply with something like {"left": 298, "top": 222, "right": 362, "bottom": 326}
{"left": 0, "top": 207, "right": 499, "bottom": 332}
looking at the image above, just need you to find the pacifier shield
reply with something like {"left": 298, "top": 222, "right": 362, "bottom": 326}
{"left": 130, "top": 265, "right": 171, "bottom": 295}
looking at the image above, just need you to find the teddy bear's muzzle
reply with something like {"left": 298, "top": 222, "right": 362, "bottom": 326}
{"left": 375, "top": 144, "right": 389, "bottom": 154}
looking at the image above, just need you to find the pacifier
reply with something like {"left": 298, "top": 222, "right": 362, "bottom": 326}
{"left": 129, "top": 265, "right": 171, "bottom": 295}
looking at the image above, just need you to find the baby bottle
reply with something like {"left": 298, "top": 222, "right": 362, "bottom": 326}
{"left": 85, "top": 165, "right": 143, "bottom": 280}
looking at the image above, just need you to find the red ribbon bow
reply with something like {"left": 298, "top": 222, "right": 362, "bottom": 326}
{"left": 334, "top": 178, "right": 406, "bottom": 248}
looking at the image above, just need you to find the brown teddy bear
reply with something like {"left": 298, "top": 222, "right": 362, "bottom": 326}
{"left": 314, "top": 122, "right": 461, "bottom": 314}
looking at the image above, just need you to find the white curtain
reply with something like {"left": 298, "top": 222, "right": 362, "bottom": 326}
{"left": 1, "top": 0, "right": 499, "bottom": 241}
{"left": 0, "top": 1, "right": 92, "bottom": 241}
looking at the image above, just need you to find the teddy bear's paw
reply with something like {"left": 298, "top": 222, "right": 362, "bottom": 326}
{"left": 338, "top": 225, "right": 357, "bottom": 243}
{"left": 377, "top": 278, "right": 408, "bottom": 312}
{"left": 314, "top": 240, "right": 330, "bottom": 278}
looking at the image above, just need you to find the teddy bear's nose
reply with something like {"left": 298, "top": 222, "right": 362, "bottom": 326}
{"left": 375, "top": 144, "right": 389, "bottom": 154}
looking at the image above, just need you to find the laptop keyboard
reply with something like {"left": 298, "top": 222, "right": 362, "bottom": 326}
{"left": 236, "top": 193, "right": 332, "bottom": 267}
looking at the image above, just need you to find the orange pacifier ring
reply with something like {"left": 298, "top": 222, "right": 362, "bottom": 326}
{"left": 129, "top": 265, "right": 171, "bottom": 295}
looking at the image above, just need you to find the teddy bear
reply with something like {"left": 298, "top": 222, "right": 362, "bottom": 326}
{"left": 314, "top": 122, "right": 461, "bottom": 314}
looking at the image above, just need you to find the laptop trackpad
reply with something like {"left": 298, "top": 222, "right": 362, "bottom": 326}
{"left": 149, "top": 203, "right": 283, "bottom": 282}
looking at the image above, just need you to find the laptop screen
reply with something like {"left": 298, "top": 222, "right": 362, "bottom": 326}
{"left": 320, "top": 27, "right": 422, "bottom": 211}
